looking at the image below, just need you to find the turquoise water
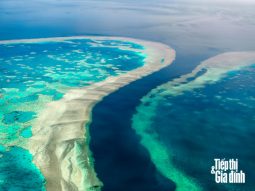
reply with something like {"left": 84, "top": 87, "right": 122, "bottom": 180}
{"left": 0, "top": 146, "right": 45, "bottom": 191}
{"left": 0, "top": 38, "right": 146, "bottom": 190}
{"left": 133, "top": 64, "right": 255, "bottom": 191}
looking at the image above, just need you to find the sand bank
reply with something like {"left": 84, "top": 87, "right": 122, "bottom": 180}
{"left": 10, "top": 36, "right": 176, "bottom": 191}
{"left": 158, "top": 51, "right": 255, "bottom": 96}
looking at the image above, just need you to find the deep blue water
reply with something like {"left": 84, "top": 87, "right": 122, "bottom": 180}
{"left": 1, "top": 0, "right": 255, "bottom": 190}
{"left": 89, "top": 66, "right": 181, "bottom": 191}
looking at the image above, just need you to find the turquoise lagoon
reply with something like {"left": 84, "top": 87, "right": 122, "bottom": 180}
{"left": 0, "top": 37, "right": 146, "bottom": 190}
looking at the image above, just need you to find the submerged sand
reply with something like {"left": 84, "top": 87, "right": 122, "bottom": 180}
{"left": 8, "top": 36, "right": 177, "bottom": 191}
{"left": 157, "top": 51, "right": 255, "bottom": 96}
{"left": 132, "top": 51, "right": 255, "bottom": 191}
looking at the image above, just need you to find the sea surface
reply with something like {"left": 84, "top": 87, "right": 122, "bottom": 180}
{"left": 1, "top": 0, "right": 255, "bottom": 191}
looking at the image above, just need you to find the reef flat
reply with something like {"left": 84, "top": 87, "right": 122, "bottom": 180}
{"left": 132, "top": 52, "right": 255, "bottom": 191}
{"left": 0, "top": 36, "right": 175, "bottom": 191}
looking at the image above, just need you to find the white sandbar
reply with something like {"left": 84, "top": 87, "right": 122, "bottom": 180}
{"left": 4, "top": 36, "right": 176, "bottom": 191}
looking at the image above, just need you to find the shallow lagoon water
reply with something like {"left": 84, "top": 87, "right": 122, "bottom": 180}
{"left": 0, "top": 146, "right": 45, "bottom": 191}
{"left": 0, "top": 37, "right": 146, "bottom": 190}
